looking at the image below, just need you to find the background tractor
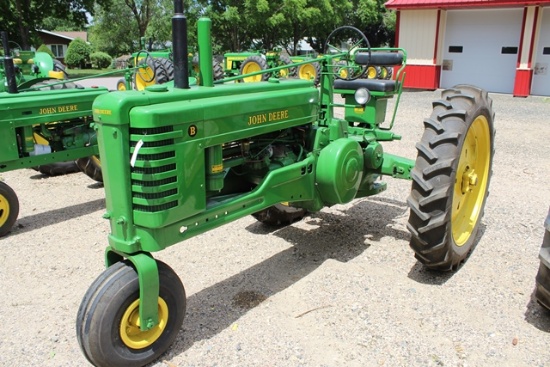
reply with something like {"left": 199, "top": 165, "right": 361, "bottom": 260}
{"left": 0, "top": 40, "right": 68, "bottom": 93}
{"left": 75, "top": 3, "right": 495, "bottom": 367}
{"left": 117, "top": 37, "right": 223, "bottom": 91}
{"left": 0, "top": 31, "right": 136, "bottom": 237}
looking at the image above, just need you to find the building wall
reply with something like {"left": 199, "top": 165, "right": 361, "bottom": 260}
{"left": 396, "top": 9, "right": 441, "bottom": 89}
{"left": 393, "top": 5, "right": 549, "bottom": 96}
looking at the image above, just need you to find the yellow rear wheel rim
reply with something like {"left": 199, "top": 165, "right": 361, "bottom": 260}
{"left": 0, "top": 194, "right": 9, "bottom": 227}
{"left": 452, "top": 115, "right": 491, "bottom": 246}
{"left": 242, "top": 62, "right": 263, "bottom": 82}
{"left": 120, "top": 297, "right": 168, "bottom": 349}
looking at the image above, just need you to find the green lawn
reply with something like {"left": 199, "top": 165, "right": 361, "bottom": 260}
{"left": 67, "top": 68, "right": 125, "bottom": 78}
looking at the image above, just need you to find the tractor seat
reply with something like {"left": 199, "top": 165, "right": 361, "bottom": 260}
{"left": 333, "top": 79, "right": 396, "bottom": 93}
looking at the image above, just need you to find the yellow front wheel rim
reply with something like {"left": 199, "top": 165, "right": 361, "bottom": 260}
{"left": 0, "top": 194, "right": 9, "bottom": 227}
{"left": 120, "top": 297, "right": 169, "bottom": 349}
{"left": 452, "top": 115, "right": 491, "bottom": 246}
{"left": 242, "top": 62, "right": 263, "bottom": 82}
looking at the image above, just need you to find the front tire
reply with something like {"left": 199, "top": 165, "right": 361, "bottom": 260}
{"left": 0, "top": 181, "right": 19, "bottom": 237}
{"left": 535, "top": 208, "right": 550, "bottom": 310}
{"left": 76, "top": 260, "right": 186, "bottom": 367}
{"left": 407, "top": 85, "right": 495, "bottom": 271}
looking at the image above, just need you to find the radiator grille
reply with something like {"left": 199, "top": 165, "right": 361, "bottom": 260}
{"left": 130, "top": 126, "right": 178, "bottom": 213}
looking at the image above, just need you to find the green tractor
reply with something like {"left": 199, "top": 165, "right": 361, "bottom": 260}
{"left": 223, "top": 47, "right": 300, "bottom": 82}
{"left": 0, "top": 40, "right": 68, "bottom": 93}
{"left": 117, "top": 37, "right": 223, "bottom": 91}
{"left": 0, "top": 32, "right": 109, "bottom": 237}
{"left": 75, "top": 3, "right": 495, "bottom": 366}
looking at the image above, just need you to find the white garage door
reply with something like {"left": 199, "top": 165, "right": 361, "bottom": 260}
{"left": 531, "top": 7, "right": 550, "bottom": 96}
{"left": 440, "top": 9, "right": 523, "bottom": 93}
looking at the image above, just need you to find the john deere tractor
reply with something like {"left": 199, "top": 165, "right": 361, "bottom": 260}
{"left": 224, "top": 48, "right": 299, "bottom": 82}
{"left": 0, "top": 40, "right": 68, "bottom": 93}
{"left": 75, "top": 2, "right": 495, "bottom": 366}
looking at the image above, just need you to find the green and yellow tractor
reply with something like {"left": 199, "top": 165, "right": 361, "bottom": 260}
{"left": 75, "top": 2, "right": 496, "bottom": 366}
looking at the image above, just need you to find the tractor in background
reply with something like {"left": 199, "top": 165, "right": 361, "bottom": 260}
{"left": 0, "top": 40, "right": 68, "bottom": 93}
{"left": 117, "top": 37, "right": 223, "bottom": 91}
{"left": 75, "top": 2, "right": 495, "bottom": 366}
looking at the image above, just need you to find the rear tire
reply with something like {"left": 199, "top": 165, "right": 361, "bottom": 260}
{"left": 535, "top": 208, "right": 550, "bottom": 311}
{"left": 0, "top": 181, "right": 19, "bottom": 237}
{"left": 240, "top": 55, "right": 269, "bottom": 82}
{"left": 407, "top": 85, "right": 495, "bottom": 271}
{"left": 134, "top": 57, "right": 174, "bottom": 90}
{"left": 76, "top": 156, "right": 103, "bottom": 182}
{"left": 297, "top": 61, "right": 321, "bottom": 85}
{"left": 33, "top": 161, "right": 81, "bottom": 176}
{"left": 252, "top": 203, "right": 308, "bottom": 226}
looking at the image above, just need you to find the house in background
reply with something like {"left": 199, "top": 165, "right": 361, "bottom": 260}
{"left": 385, "top": 0, "right": 550, "bottom": 97}
{"left": 36, "top": 30, "right": 88, "bottom": 64}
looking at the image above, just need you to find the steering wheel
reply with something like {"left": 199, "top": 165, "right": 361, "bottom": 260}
{"left": 134, "top": 50, "right": 156, "bottom": 83}
{"left": 323, "top": 26, "right": 371, "bottom": 80}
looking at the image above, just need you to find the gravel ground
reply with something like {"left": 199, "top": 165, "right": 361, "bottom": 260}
{"left": 0, "top": 84, "right": 549, "bottom": 367}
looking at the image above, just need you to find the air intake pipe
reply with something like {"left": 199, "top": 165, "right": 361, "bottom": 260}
{"left": 172, "top": 0, "right": 189, "bottom": 89}
{"left": 1, "top": 31, "right": 18, "bottom": 94}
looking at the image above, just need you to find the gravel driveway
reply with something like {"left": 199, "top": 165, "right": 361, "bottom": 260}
{"left": 0, "top": 86, "right": 549, "bottom": 367}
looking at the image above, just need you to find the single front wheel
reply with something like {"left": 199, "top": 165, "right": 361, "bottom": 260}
{"left": 407, "top": 84, "right": 495, "bottom": 270}
{"left": 0, "top": 181, "right": 19, "bottom": 237}
{"left": 76, "top": 260, "right": 186, "bottom": 367}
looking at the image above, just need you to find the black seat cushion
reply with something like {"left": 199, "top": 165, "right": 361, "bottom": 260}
{"left": 355, "top": 52, "right": 403, "bottom": 66}
{"left": 333, "top": 79, "right": 396, "bottom": 93}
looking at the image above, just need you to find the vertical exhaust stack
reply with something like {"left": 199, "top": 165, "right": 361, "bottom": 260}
{"left": 1, "top": 31, "right": 18, "bottom": 94}
{"left": 172, "top": 0, "right": 189, "bottom": 89}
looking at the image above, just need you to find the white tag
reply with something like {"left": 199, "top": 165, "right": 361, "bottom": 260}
{"left": 130, "top": 139, "right": 144, "bottom": 167}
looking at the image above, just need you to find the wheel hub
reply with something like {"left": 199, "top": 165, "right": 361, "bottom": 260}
{"left": 0, "top": 194, "right": 8, "bottom": 226}
{"left": 461, "top": 167, "right": 478, "bottom": 194}
{"left": 120, "top": 297, "right": 168, "bottom": 350}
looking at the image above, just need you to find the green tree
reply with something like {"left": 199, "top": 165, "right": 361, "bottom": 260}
{"left": 88, "top": 1, "right": 138, "bottom": 56}
{"left": 65, "top": 37, "right": 93, "bottom": 68}
{"left": 0, "top": 0, "right": 111, "bottom": 50}
{"left": 90, "top": 51, "right": 113, "bottom": 68}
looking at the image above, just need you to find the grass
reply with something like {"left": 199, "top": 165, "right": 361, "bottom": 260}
{"left": 66, "top": 68, "right": 126, "bottom": 79}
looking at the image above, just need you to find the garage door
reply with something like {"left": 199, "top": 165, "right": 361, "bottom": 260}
{"left": 440, "top": 9, "right": 523, "bottom": 93}
{"left": 531, "top": 7, "right": 550, "bottom": 96}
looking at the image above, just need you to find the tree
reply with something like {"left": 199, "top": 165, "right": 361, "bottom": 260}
{"left": 88, "top": 1, "right": 138, "bottom": 57}
{"left": 0, "top": 0, "right": 111, "bottom": 50}
{"left": 65, "top": 37, "right": 93, "bottom": 68}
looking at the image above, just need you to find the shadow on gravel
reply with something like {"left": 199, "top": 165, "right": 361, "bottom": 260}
{"left": 524, "top": 288, "right": 550, "bottom": 333}
{"left": 10, "top": 198, "right": 105, "bottom": 235}
{"left": 169, "top": 199, "right": 408, "bottom": 357}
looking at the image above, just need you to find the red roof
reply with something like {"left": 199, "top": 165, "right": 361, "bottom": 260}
{"left": 385, "top": 0, "right": 550, "bottom": 9}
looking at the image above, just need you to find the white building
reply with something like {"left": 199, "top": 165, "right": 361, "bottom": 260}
{"left": 385, "top": 0, "right": 550, "bottom": 96}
